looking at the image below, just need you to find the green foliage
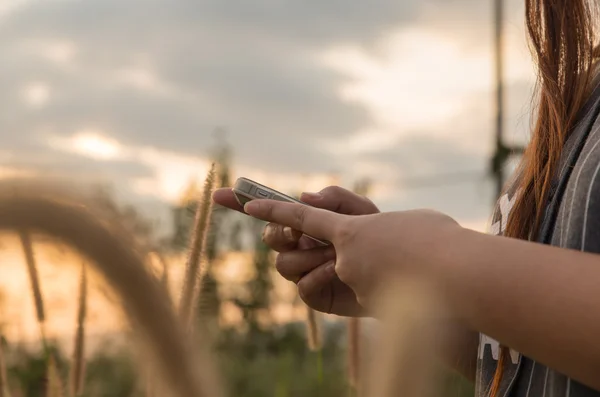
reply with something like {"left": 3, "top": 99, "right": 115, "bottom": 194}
{"left": 217, "top": 323, "right": 349, "bottom": 397}
{"left": 439, "top": 369, "right": 474, "bottom": 397}
{"left": 231, "top": 229, "right": 273, "bottom": 332}
{"left": 5, "top": 341, "right": 140, "bottom": 397}
{"left": 81, "top": 348, "right": 138, "bottom": 397}
{"left": 7, "top": 343, "right": 65, "bottom": 397}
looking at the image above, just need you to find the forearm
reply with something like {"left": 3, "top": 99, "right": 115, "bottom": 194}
{"left": 429, "top": 226, "right": 600, "bottom": 390}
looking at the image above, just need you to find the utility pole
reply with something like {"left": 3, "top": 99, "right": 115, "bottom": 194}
{"left": 491, "top": 0, "right": 524, "bottom": 198}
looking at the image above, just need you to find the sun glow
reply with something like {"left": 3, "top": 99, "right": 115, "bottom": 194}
{"left": 48, "top": 130, "right": 124, "bottom": 161}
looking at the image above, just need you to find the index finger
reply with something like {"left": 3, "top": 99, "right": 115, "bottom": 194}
{"left": 243, "top": 199, "right": 341, "bottom": 241}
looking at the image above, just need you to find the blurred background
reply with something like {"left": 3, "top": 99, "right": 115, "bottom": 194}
{"left": 0, "top": 0, "right": 535, "bottom": 396}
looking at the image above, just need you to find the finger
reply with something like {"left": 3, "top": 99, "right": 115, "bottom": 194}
{"left": 297, "top": 260, "right": 337, "bottom": 301}
{"left": 212, "top": 188, "right": 244, "bottom": 212}
{"left": 262, "top": 223, "right": 303, "bottom": 252}
{"left": 244, "top": 199, "right": 342, "bottom": 241}
{"left": 275, "top": 246, "right": 336, "bottom": 282}
{"left": 297, "top": 235, "right": 322, "bottom": 250}
{"left": 300, "top": 186, "right": 379, "bottom": 215}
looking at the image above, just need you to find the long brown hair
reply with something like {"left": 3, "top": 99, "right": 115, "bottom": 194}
{"left": 490, "top": 0, "right": 598, "bottom": 395}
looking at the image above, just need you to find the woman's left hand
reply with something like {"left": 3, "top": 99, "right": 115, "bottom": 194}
{"left": 243, "top": 199, "right": 460, "bottom": 310}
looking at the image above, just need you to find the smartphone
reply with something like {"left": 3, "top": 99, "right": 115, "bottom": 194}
{"left": 232, "top": 177, "right": 330, "bottom": 246}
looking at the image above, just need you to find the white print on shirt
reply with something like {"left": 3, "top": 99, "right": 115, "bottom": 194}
{"left": 478, "top": 334, "right": 520, "bottom": 364}
{"left": 490, "top": 193, "right": 518, "bottom": 236}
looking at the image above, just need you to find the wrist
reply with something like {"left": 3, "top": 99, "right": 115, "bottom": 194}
{"left": 412, "top": 222, "right": 474, "bottom": 318}
{"left": 403, "top": 214, "right": 465, "bottom": 277}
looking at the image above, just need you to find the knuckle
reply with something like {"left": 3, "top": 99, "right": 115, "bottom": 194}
{"left": 262, "top": 223, "right": 280, "bottom": 244}
{"left": 261, "top": 223, "right": 273, "bottom": 242}
{"left": 274, "top": 252, "right": 302, "bottom": 282}
{"left": 294, "top": 205, "right": 308, "bottom": 228}
{"left": 333, "top": 218, "right": 357, "bottom": 244}
{"left": 321, "top": 185, "right": 343, "bottom": 196}
{"left": 359, "top": 196, "right": 379, "bottom": 213}
{"left": 297, "top": 281, "right": 309, "bottom": 301}
{"left": 274, "top": 253, "right": 288, "bottom": 274}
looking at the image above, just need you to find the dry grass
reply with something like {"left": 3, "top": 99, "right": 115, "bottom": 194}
{"left": 179, "top": 163, "right": 216, "bottom": 331}
{"left": 347, "top": 317, "right": 361, "bottom": 393}
{"left": 366, "top": 279, "right": 443, "bottom": 397}
{"left": 152, "top": 250, "right": 170, "bottom": 292}
{"left": 0, "top": 174, "right": 445, "bottom": 397}
{"left": 18, "top": 229, "right": 47, "bottom": 347}
{"left": 0, "top": 179, "right": 222, "bottom": 397}
{"left": 46, "top": 354, "right": 65, "bottom": 397}
{"left": 305, "top": 305, "right": 322, "bottom": 352}
{"left": 68, "top": 264, "right": 87, "bottom": 397}
{"left": 0, "top": 334, "right": 10, "bottom": 397}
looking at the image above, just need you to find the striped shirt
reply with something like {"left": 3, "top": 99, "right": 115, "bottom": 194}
{"left": 476, "top": 80, "right": 600, "bottom": 396}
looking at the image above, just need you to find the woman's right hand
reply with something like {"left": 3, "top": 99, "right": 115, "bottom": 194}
{"left": 212, "top": 186, "right": 379, "bottom": 316}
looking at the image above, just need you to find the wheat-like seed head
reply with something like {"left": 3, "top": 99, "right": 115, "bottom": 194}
{"left": 18, "top": 230, "right": 47, "bottom": 347}
{"left": 0, "top": 178, "right": 222, "bottom": 397}
{"left": 179, "top": 163, "right": 216, "bottom": 331}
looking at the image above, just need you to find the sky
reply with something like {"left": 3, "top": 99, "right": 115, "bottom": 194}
{"left": 0, "top": 0, "right": 537, "bottom": 234}
{"left": 0, "top": 0, "right": 544, "bottom": 348}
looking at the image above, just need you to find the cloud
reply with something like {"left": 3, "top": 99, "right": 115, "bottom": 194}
{"left": 0, "top": 0, "right": 534, "bottom": 231}
{"left": 2, "top": 0, "right": 399, "bottom": 174}
{"left": 0, "top": 0, "right": 421, "bottom": 48}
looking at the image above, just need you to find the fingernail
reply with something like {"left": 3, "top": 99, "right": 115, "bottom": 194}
{"left": 324, "top": 260, "right": 336, "bottom": 276}
{"left": 301, "top": 192, "right": 322, "bottom": 200}
{"left": 283, "top": 226, "right": 295, "bottom": 241}
{"left": 261, "top": 226, "right": 270, "bottom": 242}
{"left": 244, "top": 201, "right": 260, "bottom": 213}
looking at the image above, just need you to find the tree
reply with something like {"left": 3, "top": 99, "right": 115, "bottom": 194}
{"left": 170, "top": 181, "right": 201, "bottom": 251}
{"left": 233, "top": 219, "right": 273, "bottom": 333}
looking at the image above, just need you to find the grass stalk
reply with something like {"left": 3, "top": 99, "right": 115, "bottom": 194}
{"left": 0, "top": 335, "right": 11, "bottom": 397}
{"left": 69, "top": 264, "right": 87, "bottom": 397}
{"left": 179, "top": 164, "right": 216, "bottom": 331}
{"left": 367, "top": 279, "right": 441, "bottom": 397}
{"left": 347, "top": 317, "right": 361, "bottom": 395}
{"left": 18, "top": 230, "right": 47, "bottom": 350}
{"left": 46, "top": 354, "right": 65, "bottom": 397}
{"left": 0, "top": 179, "right": 222, "bottom": 397}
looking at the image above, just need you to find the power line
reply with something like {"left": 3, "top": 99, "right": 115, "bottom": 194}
{"left": 491, "top": 0, "right": 525, "bottom": 200}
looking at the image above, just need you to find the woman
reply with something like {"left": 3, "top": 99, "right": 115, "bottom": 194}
{"left": 213, "top": 0, "right": 600, "bottom": 395}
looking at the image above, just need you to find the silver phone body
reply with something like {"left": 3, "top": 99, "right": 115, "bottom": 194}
{"left": 232, "top": 177, "right": 330, "bottom": 246}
